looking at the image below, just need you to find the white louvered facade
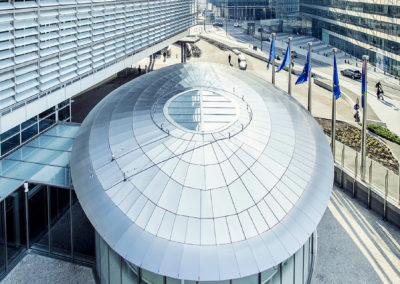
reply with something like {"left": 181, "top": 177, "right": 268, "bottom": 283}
{"left": 0, "top": 0, "right": 195, "bottom": 134}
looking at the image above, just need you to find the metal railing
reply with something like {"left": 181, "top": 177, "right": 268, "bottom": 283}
{"left": 332, "top": 137, "right": 400, "bottom": 208}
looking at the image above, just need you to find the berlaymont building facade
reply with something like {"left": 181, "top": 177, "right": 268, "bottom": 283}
{"left": 300, "top": 0, "right": 400, "bottom": 76}
{"left": 0, "top": 1, "right": 334, "bottom": 284}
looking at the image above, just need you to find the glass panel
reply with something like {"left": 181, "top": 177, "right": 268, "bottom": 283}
{"left": 261, "top": 267, "right": 278, "bottom": 283}
{"left": 271, "top": 265, "right": 281, "bottom": 284}
{"left": 166, "top": 277, "right": 180, "bottom": 284}
{"left": 39, "top": 107, "right": 55, "bottom": 119}
{"left": 0, "top": 201, "right": 5, "bottom": 274}
{"left": 232, "top": 274, "right": 258, "bottom": 283}
{"left": 109, "top": 247, "right": 121, "bottom": 284}
{"left": 0, "top": 125, "right": 19, "bottom": 141}
{"left": 28, "top": 185, "right": 48, "bottom": 252}
{"left": 49, "top": 187, "right": 71, "bottom": 257}
{"left": 282, "top": 256, "right": 294, "bottom": 283}
{"left": 142, "top": 268, "right": 163, "bottom": 283}
{"left": 122, "top": 260, "right": 138, "bottom": 284}
{"left": 58, "top": 99, "right": 69, "bottom": 108}
{"left": 39, "top": 114, "right": 56, "bottom": 132}
{"left": 100, "top": 237, "right": 109, "bottom": 284}
{"left": 294, "top": 247, "right": 303, "bottom": 284}
{"left": 58, "top": 106, "right": 70, "bottom": 121}
{"left": 72, "top": 191, "right": 95, "bottom": 262}
{"left": 1, "top": 134, "right": 20, "bottom": 156}
{"left": 303, "top": 240, "right": 310, "bottom": 283}
{"left": 96, "top": 232, "right": 101, "bottom": 280}
{"left": 5, "top": 187, "right": 26, "bottom": 265}
{"left": 21, "top": 116, "right": 37, "bottom": 130}
{"left": 21, "top": 124, "right": 38, "bottom": 143}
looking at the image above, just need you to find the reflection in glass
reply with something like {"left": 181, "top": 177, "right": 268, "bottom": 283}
{"left": 5, "top": 187, "right": 26, "bottom": 265}
{"left": 0, "top": 201, "right": 5, "bottom": 274}
{"left": 72, "top": 191, "right": 95, "bottom": 262}
{"left": 49, "top": 187, "right": 71, "bottom": 257}
{"left": 28, "top": 185, "right": 48, "bottom": 252}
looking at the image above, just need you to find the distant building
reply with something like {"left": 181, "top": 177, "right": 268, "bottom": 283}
{"left": 209, "top": 0, "right": 300, "bottom": 32}
{"left": 300, "top": 0, "right": 400, "bottom": 76}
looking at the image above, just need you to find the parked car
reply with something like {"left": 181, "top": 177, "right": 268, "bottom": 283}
{"left": 234, "top": 22, "right": 239, "bottom": 27}
{"left": 340, "top": 69, "right": 361, "bottom": 79}
{"left": 213, "top": 22, "right": 223, "bottom": 27}
{"left": 282, "top": 50, "right": 298, "bottom": 58}
{"left": 238, "top": 54, "right": 247, "bottom": 70}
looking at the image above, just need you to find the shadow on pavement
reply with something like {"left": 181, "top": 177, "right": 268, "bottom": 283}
{"left": 313, "top": 186, "right": 400, "bottom": 283}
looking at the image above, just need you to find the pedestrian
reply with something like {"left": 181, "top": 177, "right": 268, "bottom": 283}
{"left": 228, "top": 54, "right": 231, "bottom": 65}
{"left": 138, "top": 65, "right": 141, "bottom": 74}
{"left": 144, "top": 65, "right": 147, "bottom": 73}
{"left": 238, "top": 58, "right": 241, "bottom": 65}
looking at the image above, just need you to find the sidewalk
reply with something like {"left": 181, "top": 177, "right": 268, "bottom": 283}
{"left": 313, "top": 185, "right": 400, "bottom": 283}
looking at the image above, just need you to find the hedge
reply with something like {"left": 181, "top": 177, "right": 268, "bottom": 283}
{"left": 367, "top": 124, "right": 400, "bottom": 145}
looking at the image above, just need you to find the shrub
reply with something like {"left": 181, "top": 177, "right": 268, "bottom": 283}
{"left": 367, "top": 124, "right": 400, "bottom": 145}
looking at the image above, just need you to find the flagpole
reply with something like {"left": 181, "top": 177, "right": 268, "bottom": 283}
{"left": 331, "top": 48, "right": 337, "bottom": 157}
{"left": 308, "top": 42, "right": 312, "bottom": 113}
{"left": 288, "top": 36, "right": 292, "bottom": 95}
{"left": 361, "top": 55, "right": 369, "bottom": 180}
{"left": 272, "top": 33, "right": 276, "bottom": 85}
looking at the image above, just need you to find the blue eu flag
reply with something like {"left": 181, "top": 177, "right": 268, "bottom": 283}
{"left": 277, "top": 44, "right": 290, "bottom": 72}
{"left": 267, "top": 38, "right": 275, "bottom": 70}
{"left": 361, "top": 63, "right": 366, "bottom": 108}
{"left": 295, "top": 49, "right": 310, "bottom": 85}
{"left": 333, "top": 54, "right": 341, "bottom": 100}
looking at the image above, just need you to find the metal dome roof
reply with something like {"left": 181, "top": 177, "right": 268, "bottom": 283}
{"left": 71, "top": 62, "right": 333, "bottom": 281}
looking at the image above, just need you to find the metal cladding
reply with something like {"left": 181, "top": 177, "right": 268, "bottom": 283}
{"left": 71, "top": 62, "right": 333, "bottom": 281}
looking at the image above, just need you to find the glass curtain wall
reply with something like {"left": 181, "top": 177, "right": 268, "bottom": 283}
{"left": 27, "top": 184, "right": 95, "bottom": 263}
{"left": 96, "top": 232, "right": 316, "bottom": 284}
{"left": 0, "top": 183, "right": 95, "bottom": 278}
{"left": 0, "top": 187, "right": 26, "bottom": 277}
{"left": 0, "top": 99, "right": 71, "bottom": 158}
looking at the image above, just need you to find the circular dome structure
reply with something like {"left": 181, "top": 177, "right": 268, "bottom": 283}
{"left": 71, "top": 62, "right": 333, "bottom": 283}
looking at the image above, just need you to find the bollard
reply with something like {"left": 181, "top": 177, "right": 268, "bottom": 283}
{"left": 341, "top": 145, "right": 345, "bottom": 188}
{"left": 383, "top": 170, "right": 388, "bottom": 220}
{"left": 353, "top": 152, "right": 358, "bottom": 198}
{"left": 368, "top": 160, "right": 372, "bottom": 209}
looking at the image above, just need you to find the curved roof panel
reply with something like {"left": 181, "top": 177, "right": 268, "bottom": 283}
{"left": 71, "top": 62, "right": 333, "bottom": 281}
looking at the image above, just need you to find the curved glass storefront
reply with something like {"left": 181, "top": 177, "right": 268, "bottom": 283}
{"left": 95, "top": 232, "right": 316, "bottom": 284}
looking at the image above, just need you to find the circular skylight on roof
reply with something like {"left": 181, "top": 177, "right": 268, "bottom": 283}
{"left": 164, "top": 89, "right": 239, "bottom": 133}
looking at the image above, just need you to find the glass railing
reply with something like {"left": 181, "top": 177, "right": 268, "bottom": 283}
{"left": 331, "top": 137, "right": 400, "bottom": 205}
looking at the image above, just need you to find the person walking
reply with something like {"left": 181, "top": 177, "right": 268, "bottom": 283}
{"left": 375, "top": 81, "right": 384, "bottom": 100}
{"left": 228, "top": 54, "right": 231, "bottom": 65}
{"left": 138, "top": 65, "right": 141, "bottom": 75}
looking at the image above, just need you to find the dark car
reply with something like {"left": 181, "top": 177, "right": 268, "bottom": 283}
{"left": 282, "top": 50, "right": 297, "bottom": 58}
{"left": 213, "top": 22, "right": 223, "bottom": 27}
{"left": 341, "top": 69, "right": 361, "bottom": 79}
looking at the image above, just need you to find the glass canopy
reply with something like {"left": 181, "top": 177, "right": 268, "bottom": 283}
{"left": 0, "top": 123, "right": 80, "bottom": 200}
